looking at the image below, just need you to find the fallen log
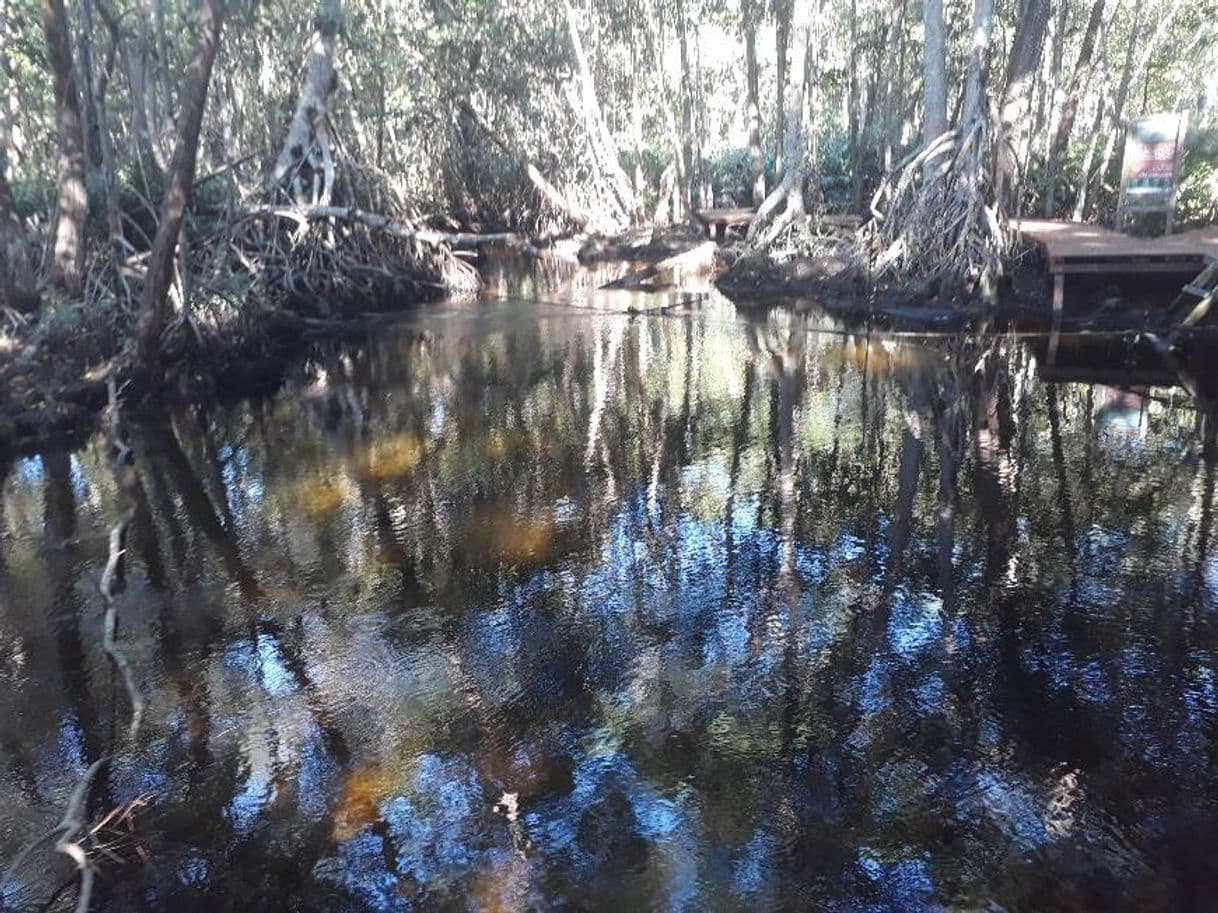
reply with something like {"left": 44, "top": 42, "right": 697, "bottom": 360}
{"left": 600, "top": 240, "right": 718, "bottom": 291}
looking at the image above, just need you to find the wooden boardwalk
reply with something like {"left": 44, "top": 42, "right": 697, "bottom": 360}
{"left": 1014, "top": 219, "right": 1218, "bottom": 337}
{"left": 1014, "top": 219, "right": 1218, "bottom": 274}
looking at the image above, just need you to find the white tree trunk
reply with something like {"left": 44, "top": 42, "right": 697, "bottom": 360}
{"left": 747, "top": 0, "right": 814, "bottom": 245}
{"left": 270, "top": 0, "right": 340, "bottom": 204}
{"left": 922, "top": 0, "right": 948, "bottom": 145}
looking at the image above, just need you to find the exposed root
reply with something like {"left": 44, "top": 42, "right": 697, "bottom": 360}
{"left": 858, "top": 121, "right": 1011, "bottom": 299}
{"left": 219, "top": 199, "right": 481, "bottom": 309}
{"left": 1, "top": 379, "right": 148, "bottom": 913}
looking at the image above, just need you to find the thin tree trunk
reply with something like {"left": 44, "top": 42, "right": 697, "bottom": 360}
{"left": 1038, "top": 0, "right": 1068, "bottom": 147}
{"left": 650, "top": 0, "right": 687, "bottom": 220}
{"left": 744, "top": 0, "right": 765, "bottom": 205}
{"left": 41, "top": 0, "right": 88, "bottom": 295}
{"left": 1043, "top": 0, "right": 1107, "bottom": 215}
{"left": 136, "top": 0, "right": 225, "bottom": 365}
{"left": 270, "top": 0, "right": 339, "bottom": 204}
{"left": 848, "top": 0, "right": 862, "bottom": 210}
{"left": 922, "top": 0, "right": 948, "bottom": 144}
{"left": 76, "top": 0, "right": 104, "bottom": 168}
{"left": 563, "top": 0, "right": 636, "bottom": 219}
{"left": 93, "top": 0, "right": 156, "bottom": 165}
{"left": 675, "top": 0, "right": 696, "bottom": 213}
{"left": 629, "top": 2, "right": 646, "bottom": 207}
{"left": 959, "top": 0, "right": 994, "bottom": 130}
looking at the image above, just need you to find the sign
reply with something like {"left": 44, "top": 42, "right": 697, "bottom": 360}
{"left": 1117, "top": 112, "right": 1187, "bottom": 231}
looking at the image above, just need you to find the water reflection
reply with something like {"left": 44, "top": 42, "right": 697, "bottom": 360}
{"left": 3, "top": 262, "right": 1218, "bottom": 910}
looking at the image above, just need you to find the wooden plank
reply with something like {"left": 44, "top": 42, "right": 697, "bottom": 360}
{"left": 1015, "top": 218, "right": 1218, "bottom": 266}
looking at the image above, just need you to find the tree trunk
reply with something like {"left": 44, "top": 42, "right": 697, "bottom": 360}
{"left": 921, "top": 0, "right": 948, "bottom": 145}
{"left": 650, "top": 0, "right": 687, "bottom": 220}
{"left": 748, "top": 0, "right": 813, "bottom": 246}
{"left": 958, "top": 0, "right": 993, "bottom": 130}
{"left": 774, "top": 0, "right": 791, "bottom": 174}
{"left": 270, "top": 0, "right": 339, "bottom": 205}
{"left": 76, "top": 0, "right": 104, "bottom": 168}
{"left": 847, "top": 0, "right": 862, "bottom": 210}
{"left": 1036, "top": 0, "right": 1068, "bottom": 150}
{"left": 743, "top": 0, "right": 765, "bottom": 205}
{"left": 135, "top": 0, "right": 225, "bottom": 365}
{"left": 629, "top": 2, "right": 646, "bottom": 205}
{"left": 0, "top": 167, "right": 38, "bottom": 312}
{"left": 996, "top": 0, "right": 1050, "bottom": 211}
{"left": 41, "top": 0, "right": 88, "bottom": 295}
{"left": 1043, "top": 0, "right": 1107, "bottom": 216}
{"left": 675, "top": 0, "right": 696, "bottom": 213}
{"left": 563, "top": 0, "right": 636, "bottom": 219}
{"left": 93, "top": 0, "right": 157, "bottom": 165}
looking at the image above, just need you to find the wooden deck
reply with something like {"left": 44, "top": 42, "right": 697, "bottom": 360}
{"left": 1014, "top": 219, "right": 1218, "bottom": 274}
{"left": 1014, "top": 219, "right": 1218, "bottom": 348}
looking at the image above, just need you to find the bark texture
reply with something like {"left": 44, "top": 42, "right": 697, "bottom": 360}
{"left": 41, "top": 0, "right": 88, "bottom": 295}
{"left": 748, "top": 0, "right": 814, "bottom": 246}
{"left": 743, "top": 0, "right": 765, "bottom": 205}
{"left": 0, "top": 167, "right": 38, "bottom": 312}
{"left": 921, "top": 0, "right": 948, "bottom": 144}
{"left": 996, "top": 0, "right": 1049, "bottom": 210}
{"left": 1043, "top": 0, "right": 1106, "bottom": 215}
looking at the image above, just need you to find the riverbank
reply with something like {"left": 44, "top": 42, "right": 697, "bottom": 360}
{"left": 0, "top": 297, "right": 384, "bottom": 457}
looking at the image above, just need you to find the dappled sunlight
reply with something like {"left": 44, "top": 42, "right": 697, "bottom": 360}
{"left": 355, "top": 433, "right": 426, "bottom": 483}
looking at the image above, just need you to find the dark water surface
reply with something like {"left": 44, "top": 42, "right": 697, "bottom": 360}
{"left": 3, "top": 258, "right": 1218, "bottom": 912}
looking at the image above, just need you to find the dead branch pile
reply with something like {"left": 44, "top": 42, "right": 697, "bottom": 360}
{"left": 859, "top": 121, "right": 1011, "bottom": 298}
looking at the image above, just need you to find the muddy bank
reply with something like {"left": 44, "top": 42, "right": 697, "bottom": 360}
{"left": 713, "top": 246, "right": 1208, "bottom": 335}
{"left": 0, "top": 303, "right": 379, "bottom": 457}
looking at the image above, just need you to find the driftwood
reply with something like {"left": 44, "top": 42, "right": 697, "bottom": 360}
{"left": 600, "top": 240, "right": 717, "bottom": 290}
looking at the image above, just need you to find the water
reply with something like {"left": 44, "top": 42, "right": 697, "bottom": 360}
{"left": 2, "top": 256, "right": 1218, "bottom": 911}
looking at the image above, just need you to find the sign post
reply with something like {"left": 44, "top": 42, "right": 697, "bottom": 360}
{"left": 1116, "top": 112, "right": 1187, "bottom": 234}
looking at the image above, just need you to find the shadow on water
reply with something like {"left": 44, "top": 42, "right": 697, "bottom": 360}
{"left": 4, "top": 255, "right": 1218, "bottom": 910}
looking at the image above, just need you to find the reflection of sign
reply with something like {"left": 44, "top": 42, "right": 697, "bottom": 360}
{"left": 1119, "top": 113, "right": 1185, "bottom": 208}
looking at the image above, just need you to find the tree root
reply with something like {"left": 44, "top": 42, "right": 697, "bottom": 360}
{"left": 858, "top": 120, "right": 1010, "bottom": 300}
{"left": 1, "top": 379, "right": 148, "bottom": 913}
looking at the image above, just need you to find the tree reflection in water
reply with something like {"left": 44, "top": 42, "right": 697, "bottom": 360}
{"left": 2, "top": 262, "right": 1218, "bottom": 911}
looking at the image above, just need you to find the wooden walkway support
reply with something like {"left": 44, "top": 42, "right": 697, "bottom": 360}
{"left": 695, "top": 208, "right": 756, "bottom": 240}
{"left": 1015, "top": 218, "right": 1218, "bottom": 316}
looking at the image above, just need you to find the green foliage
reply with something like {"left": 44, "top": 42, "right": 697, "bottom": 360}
{"left": 7, "top": 175, "right": 55, "bottom": 222}
{"left": 1177, "top": 128, "right": 1218, "bottom": 225}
